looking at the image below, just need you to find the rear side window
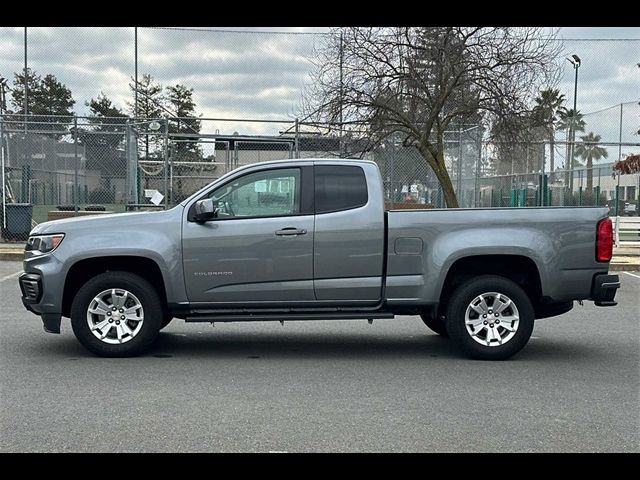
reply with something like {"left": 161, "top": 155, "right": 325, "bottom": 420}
{"left": 315, "top": 165, "right": 368, "bottom": 214}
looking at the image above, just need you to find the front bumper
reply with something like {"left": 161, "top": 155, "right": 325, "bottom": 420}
{"left": 19, "top": 272, "right": 62, "bottom": 333}
{"left": 19, "top": 272, "right": 42, "bottom": 305}
{"left": 591, "top": 274, "right": 620, "bottom": 307}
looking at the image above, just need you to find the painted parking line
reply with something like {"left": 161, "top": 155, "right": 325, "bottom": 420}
{"left": 622, "top": 271, "right": 640, "bottom": 280}
{"left": 0, "top": 271, "right": 22, "bottom": 283}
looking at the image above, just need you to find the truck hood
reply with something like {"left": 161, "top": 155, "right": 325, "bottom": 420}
{"left": 30, "top": 206, "right": 183, "bottom": 235}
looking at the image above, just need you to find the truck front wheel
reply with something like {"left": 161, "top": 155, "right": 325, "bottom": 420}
{"left": 445, "top": 275, "right": 534, "bottom": 360}
{"left": 70, "top": 271, "right": 163, "bottom": 357}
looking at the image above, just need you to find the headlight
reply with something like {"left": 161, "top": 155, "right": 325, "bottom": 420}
{"left": 25, "top": 234, "right": 65, "bottom": 255}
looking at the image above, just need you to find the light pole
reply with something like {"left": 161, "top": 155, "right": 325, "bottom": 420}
{"left": 566, "top": 54, "right": 581, "bottom": 193}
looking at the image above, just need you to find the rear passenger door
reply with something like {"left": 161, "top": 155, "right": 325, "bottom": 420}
{"left": 313, "top": 163, "right": 385, "bottom": 304}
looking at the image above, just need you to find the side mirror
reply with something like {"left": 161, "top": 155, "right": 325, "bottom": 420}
{"left": 194, "top": 199, "right": 218, "bottom": 222}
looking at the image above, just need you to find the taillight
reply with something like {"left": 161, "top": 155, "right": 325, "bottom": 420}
{"left": 596, "top": 218, "right": 613, "bottom": 262}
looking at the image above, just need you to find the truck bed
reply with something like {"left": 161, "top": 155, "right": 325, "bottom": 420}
{"left": 385, "top": 206, "right": 610, "bottom": 305}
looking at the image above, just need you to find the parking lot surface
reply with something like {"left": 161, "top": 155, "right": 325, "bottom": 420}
{"left": 1, "top": 261, "right": 638, "bottom": 452}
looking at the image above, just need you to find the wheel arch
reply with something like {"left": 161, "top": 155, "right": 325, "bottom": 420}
{"left": 437, "top": 254, "right": 543, "bottom": 315}
{"left": 62, "top": 256, "right": 169, "bottom": 318}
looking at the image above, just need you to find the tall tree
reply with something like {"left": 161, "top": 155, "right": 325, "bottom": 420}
{"left": 304, "top": 27, "right": 560, "bottom": 207}
{"left": 557, "top": 108, "right": 586, "bottom": 188}
{"left": 10, "top": 69, "right": 75, "bottom": 137}
{"left": 70, "top": 93, "right": 129, "bottom": 192}
{"left": 8, "top": 69, "right": 39, "bottom": 115}
{"left": 557, "top": 108, "right": 586, "bottom": 169}
{"left": 533, "top": 88, "right": 565, "bottom": 173}
{"left": 574, "top": 132, "right": 607, "bottom": 192}
{"left": 86, "top": 92, "right": 127, "bottom": 150}
{"left": 128, "top": 73, "right": 164, "bottom": 159}
{"left": 491, "top": 112, "right": 545, "bottom": 176}
{"left": 165, "top": 83, "right": 201, "bottom": 158}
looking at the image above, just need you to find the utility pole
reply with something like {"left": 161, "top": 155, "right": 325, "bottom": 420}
{"left": 134, "top": 27, "right": 138, "bottom": 120}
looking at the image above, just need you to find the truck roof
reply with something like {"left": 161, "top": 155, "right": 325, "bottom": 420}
{"left": 240, "top": 158, "right": 378, "bottom": 167}
{"left": 179, "top": 158, "right": 378, "bottom": 207}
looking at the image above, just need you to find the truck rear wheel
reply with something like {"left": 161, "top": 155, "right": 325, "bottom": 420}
{"left": 70, "top": 271, "right": 162, "bottom": 357}
{"left": 420, "top": 314, "right": 449, "bottom": 337}
{"left": 445, "top": 275, "right": 534, "bottom": 360}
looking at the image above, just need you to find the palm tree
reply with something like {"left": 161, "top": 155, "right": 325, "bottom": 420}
{"left": 557, "top": 108, "right": 586, "bottom": 169}
{"left": 557, "top": 108, "right": 586, "bottom": 188}
{"left": 534, "top": 88, "right": 565, "bottom": 174}
{"left": 574, "top": 132, "right": 608, "bottom": 193}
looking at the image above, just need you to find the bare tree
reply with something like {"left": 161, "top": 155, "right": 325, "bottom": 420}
{"left": 304, "top": 27, "right": 561, "bottom": 207}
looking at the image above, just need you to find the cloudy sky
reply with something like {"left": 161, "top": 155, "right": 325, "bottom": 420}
{"left": 0, "top": 26, "right": 638, "bottom": 146}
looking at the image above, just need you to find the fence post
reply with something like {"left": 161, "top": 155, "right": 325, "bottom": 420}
{"left": 294, "top": 118, "right": 300, "bottom": 159}
{"left": 389, "top": 148, "right": 395, "bottom": 204}
{"left": 456, "top": 125, "right": 463, "bottom": 201}
{"left": 0, "top": 115, "right": 5, "bottom": 229}
{"left": 540, "top": 141, "right": 545, "bottom": 206}
{"left": 163, "top": 119, "right": 169, "bottom": 208}
{"left": 614, "top": 183, "right": 620, "bottom": 246}
{"left": 474, "top": 136, "right": 481, "bottom": 207}
{"left": 73, "top": 115, "right": 79, "bottom": 216}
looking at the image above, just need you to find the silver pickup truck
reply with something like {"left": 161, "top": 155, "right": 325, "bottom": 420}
{"left": 19, "top": 159, "right": 620, "bottom": 360}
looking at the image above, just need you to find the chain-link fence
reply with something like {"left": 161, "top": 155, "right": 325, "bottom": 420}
{"left": 1, "top": 28, "right": 639, "bottom": 240}
{"left": 2, "top": 113, "right": 638, "bottom": 232}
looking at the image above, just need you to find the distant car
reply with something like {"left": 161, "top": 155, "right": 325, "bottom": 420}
{"left": 624, "top": 203, "right": 637, "bottom": 216}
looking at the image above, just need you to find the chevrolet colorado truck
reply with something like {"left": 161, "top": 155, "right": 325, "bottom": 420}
{"left": 19, "top": 159, "right": 620, "bottom": 359}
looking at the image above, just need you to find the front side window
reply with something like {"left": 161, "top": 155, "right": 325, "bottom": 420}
{"left": 208, "top": 168, "right": 300, "bottom": 218}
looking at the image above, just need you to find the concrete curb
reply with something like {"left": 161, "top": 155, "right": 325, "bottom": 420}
{"left": 0, "top": 251, "right": 23, "bottom": 261}
{"left": 610, "top": 263, "right": 640, "bottom": 272}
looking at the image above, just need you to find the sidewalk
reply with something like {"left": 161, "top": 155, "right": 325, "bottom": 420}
{"left": 1, "top": 241, "right": 639, "bottom": 270}
{"left": 0, "top": 242, "right": 26, "bottom": 261}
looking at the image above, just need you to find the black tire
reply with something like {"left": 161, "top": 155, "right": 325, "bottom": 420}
{"left": 420, "top": 314, "right": 449, "bottom": 337}
{"left": 160, "top": 315, "right": 173, "bottom": 330}
{"left": 70, "top": 271, "right": 163, "bottom": 357}
{"left": 445, "top": 275, "right": 534, "bottom": 360}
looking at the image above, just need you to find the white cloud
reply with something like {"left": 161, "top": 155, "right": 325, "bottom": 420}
{"left": 0, "top": 26, "right": 637, "bottom": 140}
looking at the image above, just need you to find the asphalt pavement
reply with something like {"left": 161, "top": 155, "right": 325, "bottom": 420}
{"left": 1, "top": 260, "right": 638, "bottom": 452}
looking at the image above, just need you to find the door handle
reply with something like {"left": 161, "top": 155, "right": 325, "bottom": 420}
{"left": 275, "top": 227, "right": 307, "bottom": 236}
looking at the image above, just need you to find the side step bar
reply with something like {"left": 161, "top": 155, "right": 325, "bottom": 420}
{"left": 185, "top": 311, "right": 395, "bottom": 323}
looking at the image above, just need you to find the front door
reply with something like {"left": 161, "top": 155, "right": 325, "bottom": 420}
{"left": 182, "top": 166, "right": 315, "bottom": 305}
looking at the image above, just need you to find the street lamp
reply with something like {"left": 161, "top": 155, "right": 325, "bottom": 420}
{"left": 566, "top": 54, "right": 581, "bottom": 192}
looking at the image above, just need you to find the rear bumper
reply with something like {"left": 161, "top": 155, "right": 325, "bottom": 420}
{"left": 591, "top": 274, "right": 620, "bottom": 307}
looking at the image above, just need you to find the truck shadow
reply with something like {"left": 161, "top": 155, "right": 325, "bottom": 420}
{"left": 33, "top": 330, "right": 610, "bottom": 362}
{"left": 140, "top": 330, "right": 607, "bottom": 362}
{"left": 149, "top": 331, "right": 461, "bottom": 360}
